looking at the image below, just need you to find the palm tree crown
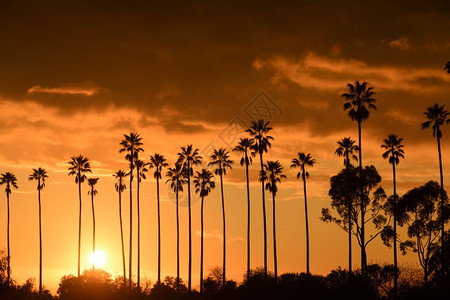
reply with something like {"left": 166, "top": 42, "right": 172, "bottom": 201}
{"left": 246, "top": 119, "right": 273, "bottom": 154}
{"left": 262, "top": 161, "right": 286, "bottom": 197}
{"left": 0, "top": 172, "right": 18, "bottom": 195}
{"left": 335, "top": 137, "right": 359, "bottom": 167}
{"left": 29, "top": 168, "right": 48, "bottom": 190}
{"left": 291, "top": 153, "right": 316, "bottom": 180}
{"left": 421, "top": 103, "right": 450, "bottom": 139}
{"left": 150, "top": 153, "right": 169, "bottom": 180}
{"left": 113, "top": 170, "right": 128, "bottom": 192}
{"left": 208, "top": 148, "right": 233, "bottom": 175}
{"left": 194, "top": 169, "right": 215, "bottom": 198}
{"left": 233, "top": 138, "right": 255, "bottom": 166}
{"left": 87, "top": 178, "right": 99, "bottom": 195}
{"left": 166, "top": 163, "right": 187, "bottom": 193}
{"left": 381, "top": 135, "right": 405, "bottom": 165}
{"left": 68, "top": 155, "right": 92, "bottom": 183}
{"left": 177, "top": 145, "right": 202, "bottom": 175}
{"left": 341, "top": 80, "right": 376, "bottom": 123}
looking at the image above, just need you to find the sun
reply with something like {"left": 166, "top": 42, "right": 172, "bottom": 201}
{"left": 89, "top": 250, "right": 106, "bottom": 268}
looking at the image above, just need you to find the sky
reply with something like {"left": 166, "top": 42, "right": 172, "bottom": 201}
{"left": 0, "top": 0, "right": 449, "bottom": 293}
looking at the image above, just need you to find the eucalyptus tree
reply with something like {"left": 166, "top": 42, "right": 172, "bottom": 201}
{"left": 291, "top": 153, "right": 316, "bottom": 274}
{"left": 261, "top": 161, "right": 286, "bottom": 279}
{"left": 246, "top": 119, "right": 273, "bottom": 276}
{"left": 149, "top": 153, "right": 169, "bottom": 285}
{"left": 177, "top": 145, "right": 202, "bottom": 291}
{"left": 381, "top": 134, "right": 404, "bottom": 298}
{"left": 29, "top": 167, "right": 48, "bottom": 294}
{"left": 135, "top": 158, "right": 148, "bottom": 288}
{"left": 68, "top": 155, "right": 92, "bottom": 277}
{"left": 233, "top": 137, "right": 255, "bottom": 278}
{"left": 208, "top": 148, "right": 232, "bottom": 286}
{"left": 119, "top": 133, "right": 143, "bottom": 290}
{"left": 0, "top": 172, "right": 18, "bottom": 285}
{"left": 193, "top": 169, "right": 215, "bottom": 292}
{"left": 341, "top": 80, "right": 376, "bottom": 274}
{"left": 335, "top": 137, "right": 359, "bottom": 273}
{"left": 113, "top": 170, "right": 128, "bottom": 288}
{"left": 87, "top": 177, "right": 99, "bottom": 268}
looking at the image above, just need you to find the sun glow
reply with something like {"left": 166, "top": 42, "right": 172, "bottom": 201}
{"left": 89, "top": 250, "right": 106, "bottom": 268}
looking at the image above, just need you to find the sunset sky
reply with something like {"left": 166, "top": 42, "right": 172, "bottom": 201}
{"left": 0, "top": 0, "right": 449, "bottom": 293}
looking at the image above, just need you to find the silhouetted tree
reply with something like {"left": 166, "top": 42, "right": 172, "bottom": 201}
{"left": 341, "top": 80, "right": 376, "bottom": 276}
{"left": 422, "top": 103, "right": 449, "bottom": 277}
{"left": 166, "top": 163, "right": 186, "bottom": 291}
{"left": 193, "top": 169, "right": 215, "bottom": 292}
{"left": 233, "top": 137, "right": 255, "bottom": 279}
{"left": 87, "top": 178, "right": 99, "bottom": 266}
{"left": 113, "top": 170, "right": 128, "bottom": 289}
{"left": 208, "top": 148, "right": 232, "bottom": 286}
{"left": 246, "top": 119, "right": 273, "bottom": 277}
{"left": 445, "top": 61, "right": 450, "bottom": 73}
{"left": 177, "top": 145, "right": 202, "bottom": 291}
{"left": 396, "top": 181, "right": 449, "bottom": 289}
{"left": 135, "top": 158, "right": 148, "bottom": 288}
{"left": 335, "top": 137, "right": 359, "bottom": 273}
{"left": 291, "top": 153, "right": 316, "bottom": 274}
{"left": 119, "top": 132, "right": 143, "bottom": 291}
{"left": 149, "top": 153, "right": 168, "bottom": 285}
{"left": 381, "top": 134, "right": 404, "bottom": 298}
{"left": 0, "top": 172, "right": 18, "bottom": 285}
{"left": 261, "top": 160, "right": 286, "bottom": 279}
{"left": 28, "top": 167, "right": 48, "bottom": 295}
{"left": 68, "top": 155, "right": 91, "bottom": 277}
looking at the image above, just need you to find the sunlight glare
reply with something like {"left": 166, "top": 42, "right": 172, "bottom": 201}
{"left": 89, "top": 250, "right": 106, "bottom": 268}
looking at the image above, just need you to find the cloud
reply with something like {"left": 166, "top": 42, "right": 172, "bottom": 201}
{"left": 389, "top": 37, "right": 412, "bottom": 50}
{"left": 27, "top": 82, "right": 105, "bottom": 96}
{"left": 195, "top": 230, "right": 222, "bottom": 239}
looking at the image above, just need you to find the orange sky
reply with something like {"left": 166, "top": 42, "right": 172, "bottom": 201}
{"left": 0, "top": 0, "right": 449, "bottom": 293}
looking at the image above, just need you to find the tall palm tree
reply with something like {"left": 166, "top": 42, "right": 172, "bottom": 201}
{"left": 261, "top": 161, "right": 286, "bottom": 279}
{"left": 335, "top": 137, "right": 359, "bottom": 273}
{"left": 381, "top": 134, "right": 405, "bottom": 299}
{"left": 193, "top": 169, "right": 215, "bottom": 293}
{"left": 422, "top": 103, "right": 449, "bottom": 275}
{"left": 166, "top": 163, "right": 186, "bottom": 290}
{"left": 177, "top": 145, "right": 202, "bottom": 291}
{"left": 87, "top": 177, "right": 99, "bottom": 268}
{"left": 341, "top": 80, "right": 376, "bottom": 275}
{"left": 208, "top": 148, "right": 233, "bottom": 286}
{"left": 68, "top": 155, "right": 92, "bottom": 277}
{"left": 135, "top": 159, "right": 148, "bottom": 288}
{"left": 0, "top": 172, "right": 18, "bottom": 285}
{"left": 233, "top": 137, "right": 255, "bottom": 278}
{"left": 119, "top": 133, "right": 143, "bottom": 290}
{"left": 28, "top": 168, "right": 48, "bottom": 295}
{"left": 113, "top": 170, "right": 128, "bottom": 288}
{"left": 291, "top": 153, "right": 316, "bottom": 274}
{"left": 149, "top": 153, "right": 168, "bottom": 285}
{"left": 246, "top": 119, "right": 273, "bottom": 276}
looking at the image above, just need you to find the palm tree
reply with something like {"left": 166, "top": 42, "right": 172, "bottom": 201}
{"left": 0, "top": 172, "right": 18, "bottom": 285}
{"left": 68, "top": 155, "right": 92, "bottom": 277}
{"left": 113, "top": 170, "right": 128, "bottom": 288}
{"left": 208, "top": 148, "right": 233, "bottom": 286}
{"left": 149, "top": 153, "right": 168, "bottom": 285}
{"left": 341, "top": 80, "right": 376, "bottom": 275}
{"left": 193, "top": 169, "right": 215, "bottom": 293}
{"left": 261, "top": 161, "right": 286, "bottom": 279}
{"left": 119, "top": 133, "right": 143, "bottom": 290}
{"left": 245, "top": 119, "right": 273, "bottom": 276}
{"left": 335, "top": 137, "right": 359, "bottom": 273}
{"left": 233, "top": 137, "right": 255, "bottom": 278}
{"left": 28, "top": 168, "right": 48, "bottom": 295}
{"left": 166, "top": 163, "right": 186, "bottom": 290}
{"left": 422, "top": 103, "right": 449, "bottom": 275}
{"left": 177, "top": 145, "right": 202, "bottom": 291}
{"left": 291, "top": 153, "right": 316, "bottom": 274}
{"left": 381, "top": 134, "right": 405, "bottom": 299}
{"left": 135, "top": 159, "right": 148, "bottom": 288}
{"left": 87, "top": 177, "right": 99, "bottom": 268}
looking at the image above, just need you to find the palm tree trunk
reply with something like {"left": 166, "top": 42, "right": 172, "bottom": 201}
{"left": 245, "top": 155, "right": 251, "bottom": 279}
{"left": 91, "top": 187, "right": 96, "bottom": 270}
{"left": 176, "top": 185, "right": 180, "bottom": 292}
{"left": 272, "top": 189, "right": 278, "bottom": 280}
{"left": 119, "top": 190, "right": 127, "bottom": 289}
{"left": 393, "top": 163, "right": 398, "bottom": 299}
{"left": 437, "top": 136, "right": 445, "bottom": 277}
{"left": 358, "top": 121, "right": 366, "bottom": 276}
{"left": 78, "top": 179, "right": 82, "bottom": 277}
{"left": 345, "top": 158, "right": 352, "bottom": 275}
{"left": 259, "top": 152, "right": 267, "bottom": 277}
{"left": 38, "top": 183, "right": 43, "bottom": 295}
{"left": 200, "top": 195, "right": 204, "bottom": 293}
{"left": 157, "top": 176, "right": 161, "bottom": 285}
{"left": 220, "top": 170, "right": 226, "bottom": 287}
{"left": 7, "top": 192, "right": 10, "bottom": 285}
{"left": 303, "top": 173, "right": 310, "bottom": 274}
{"left": 129, "top": 150, "right": 133, "bottom": 292}
{"left": 187, "top": 160, "right": 192, "bottom": 291}
{"left": 137, "top": 173, "right": 141, "bottom": 289}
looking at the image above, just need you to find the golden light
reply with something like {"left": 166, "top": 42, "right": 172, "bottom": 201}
{"left": 89, "top": 250, "right": 106, "bottom": 268}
